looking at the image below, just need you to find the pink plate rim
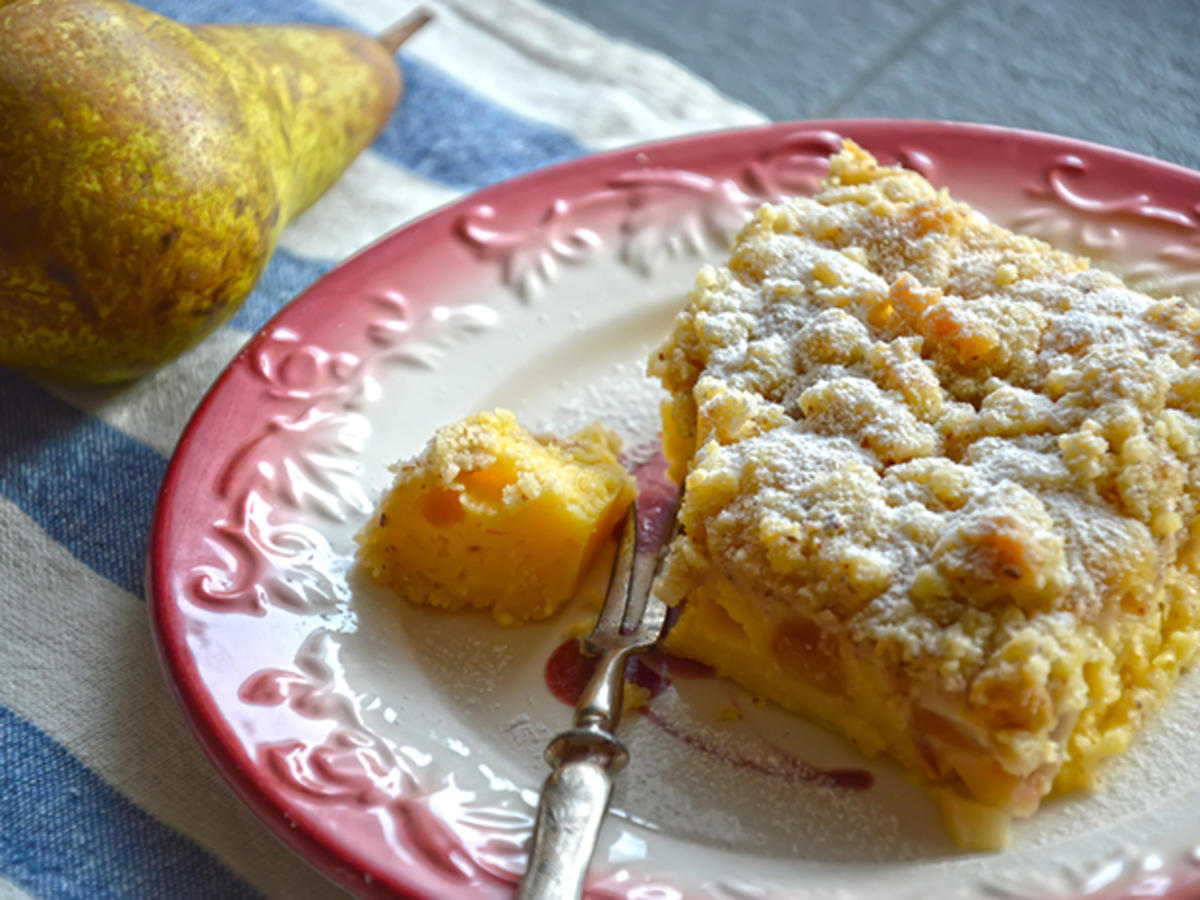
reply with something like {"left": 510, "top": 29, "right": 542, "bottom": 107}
{"left": 148, "top": 118, "right": 1200, "bottom": 899}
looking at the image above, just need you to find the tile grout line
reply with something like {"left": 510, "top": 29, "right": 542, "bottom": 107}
{"left": 818, "top": 0, "right": 970, "bottom": 118}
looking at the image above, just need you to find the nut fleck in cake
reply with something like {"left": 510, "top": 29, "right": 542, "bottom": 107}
{"left": 649, "top": 141, "right": 1200, "bottom": 849}
{"left": 358, "top": 409, "right": 635, "bottom": 626}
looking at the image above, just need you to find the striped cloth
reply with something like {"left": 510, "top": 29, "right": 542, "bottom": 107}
{"left": 0, "top": 1, "right": 762, "bottom": 897}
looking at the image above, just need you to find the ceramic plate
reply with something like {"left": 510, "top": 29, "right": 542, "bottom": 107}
{"left": 150, "top": 120, "right": 1200, "bottom": 899}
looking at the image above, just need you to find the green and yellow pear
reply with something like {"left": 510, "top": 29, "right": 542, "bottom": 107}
{"left": 0, "top": 0, "right": 421, "bottom": 382}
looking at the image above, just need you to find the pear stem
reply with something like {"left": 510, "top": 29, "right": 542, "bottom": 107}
{"left": 377, "top": 8, "right": 433, "bottom": 54}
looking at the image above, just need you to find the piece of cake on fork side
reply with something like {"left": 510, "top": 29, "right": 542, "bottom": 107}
{"left": 357, "top": 409, "right": 636, "bottom": 626}
{"left": 650, "top": 140, "right": 1200, "bottom": 850}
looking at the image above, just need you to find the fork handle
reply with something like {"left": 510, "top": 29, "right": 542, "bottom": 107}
{"left": 517, "top": 744, "right": 619, "bottom": 900}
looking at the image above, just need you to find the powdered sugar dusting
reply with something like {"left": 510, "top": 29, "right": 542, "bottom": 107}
{"left": 530, "top": 359, "right": 666, "bottom": 465}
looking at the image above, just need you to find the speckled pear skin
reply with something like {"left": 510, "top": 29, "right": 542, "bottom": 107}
{"left": 0, "top": 0, "right": 400, "bottom": 382}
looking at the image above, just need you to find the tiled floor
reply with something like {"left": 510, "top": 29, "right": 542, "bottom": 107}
{"left": 545, "top": 0, "right": 1200, "bottom": 170}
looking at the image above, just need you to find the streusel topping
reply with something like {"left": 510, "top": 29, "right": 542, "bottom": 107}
{"left": 651, "top": 141, "right": 1200, "bottom": 751}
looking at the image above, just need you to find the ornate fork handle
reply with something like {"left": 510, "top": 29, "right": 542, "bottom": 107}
{"left": 516, "top": 662, "right": 632, "bottom": 900}
{"left": 519, "top": 500, "right": 672, "bottom": 900}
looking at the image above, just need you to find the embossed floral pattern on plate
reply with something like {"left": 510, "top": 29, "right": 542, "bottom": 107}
{"left": 150, "top": 120, "right": 1200, "bottom": 900}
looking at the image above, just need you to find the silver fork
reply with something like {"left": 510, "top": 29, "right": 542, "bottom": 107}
{"left": 517, "top": 500, "right": 673, "bottom": 900}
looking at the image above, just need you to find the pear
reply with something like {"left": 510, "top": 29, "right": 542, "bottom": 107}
{"left": 0, "top": 0, "right": 427, "bottom": 382}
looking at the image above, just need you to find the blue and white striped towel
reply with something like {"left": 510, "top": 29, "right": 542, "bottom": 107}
{"left": 0, "top": 1, "right": 762, "bottom": 896}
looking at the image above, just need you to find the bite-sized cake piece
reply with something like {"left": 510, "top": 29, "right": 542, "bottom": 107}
{"left": 358, "top": 409, "right": 636, "bottom": 625}
{"left": 649, "top": 140, "right": 1200, "bottom": 849}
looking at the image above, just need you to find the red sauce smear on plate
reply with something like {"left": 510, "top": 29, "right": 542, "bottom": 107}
{"left": 544, "top": 638, "right": 872, "bottom": 793}
{"left": 643, "top": 709, "right": 873, "bottom": 792}
{"left": 631, "top": 450, "right": 678, "bottom": 550}
{"left": 545, "top": 446, "right": 873, "bottom": 793}
{"left": 544, "top": 638, "right": 668, "bottom": 707}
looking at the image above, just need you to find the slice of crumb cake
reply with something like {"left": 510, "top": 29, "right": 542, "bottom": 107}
{"left": 358, "top": 410, "right": 635, "bottom": 626}
{"left": 649, "top": 140, "right": 1200, "bottom": 849}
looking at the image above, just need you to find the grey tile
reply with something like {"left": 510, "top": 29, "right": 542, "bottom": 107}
{"left": 542, "top": 0, "right": 947, "bottom": 119}
{"left": 843, "top": 0, "right": 1200, "bottom": 168}
{"left": 545, "top": 0, "right": 1198, "bottom": 171}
